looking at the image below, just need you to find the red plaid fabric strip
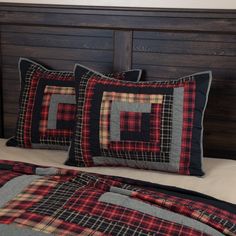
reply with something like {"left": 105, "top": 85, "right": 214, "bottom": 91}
{"left": 42, "top": 128, "right": 72, "bottom": 137}
{"left": 120, "top": 111, "right": 142, "bottom": 132}
{"left": 179, "top": 81, "right": 196, "bottom": 174}
{"left": 81, "top": 78, "right": 98, "bottom": 166}
{"left": 150, "top": 103, "right": 162, "bottom": 143}
{"left": 0, "top": 171, "right": 21, "bottom": 187}
{"left": 57, "top": 103, "right": 76, "bottom": 121}
{"left": 39, "top": 93, "right": 51, "bottom": 134}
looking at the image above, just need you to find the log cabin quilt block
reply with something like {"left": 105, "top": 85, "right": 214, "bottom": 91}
{"left": 67, "top": 67, "right": 212, "bottom": 176}
{"left": 6, "top": 59, "right": 142, "bottom": 150}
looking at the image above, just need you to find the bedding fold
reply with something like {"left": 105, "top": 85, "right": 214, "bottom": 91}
{"left": 0, "top": 160, "right": 235, "bottom": 236}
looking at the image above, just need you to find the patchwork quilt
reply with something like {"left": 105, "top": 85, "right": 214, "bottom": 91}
{"left": 0, "top": 160, "right": 235, "bottom": 236}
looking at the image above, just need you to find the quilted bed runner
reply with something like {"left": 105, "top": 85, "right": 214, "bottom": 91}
{"left": 0, "top": 160, "right": 235, "bottom": 236}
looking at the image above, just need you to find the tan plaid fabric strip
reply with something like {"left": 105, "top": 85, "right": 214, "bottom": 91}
{"left": 102, "top": 92, "right": 163, "bottom": 104}
{"left": 44, "top": 85, "right": 75, "bottom": 95}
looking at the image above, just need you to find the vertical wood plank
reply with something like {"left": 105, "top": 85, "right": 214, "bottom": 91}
{"left": 113, "top": 30, "right": 133, "bottom": 71}
{"left": 0, "top": 27, "right": 3, "bottom": 138}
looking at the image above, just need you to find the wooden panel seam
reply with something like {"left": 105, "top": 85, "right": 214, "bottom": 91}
{"left": 113, "top": 30, "right": 133, "bottom": 71}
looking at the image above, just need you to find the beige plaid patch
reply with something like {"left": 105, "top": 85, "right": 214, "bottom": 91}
{"left": 0, "top": 178, "right": 57, "bottom": 218}
{"left": 44, "top": 85, "right": 75, "bottom": 95}
{"left": 80, "top": 228, "right": 104, "bottom": 236}
{"left": 102, "top": 91, "right": 163, "bottom": 104}
{"left": 15, "top": 216, "right": 77, "bottom": 235}
{"left": 15, "top": 218, "right": 103, "bottom": 236}
{"left": 99, "top": 99, "right": 112, "bottom": 148}
{"left": 0, "top": 209, "right": 24, "bottom": 218}
{"left": 39, "top": 94, "right": 51, "bottom": 133}
{"left": 0, "top": 178, "right": 61, "bottom": 234}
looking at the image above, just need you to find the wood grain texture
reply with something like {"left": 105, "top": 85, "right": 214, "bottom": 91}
{"left": 0, "top": 29, "right": 3, "bottom": 138}
{"left": 0, "top": 3, "right": 235, "bottom": 159}
{"left": 113, "top": 30, "right": 133, "bottom": 71}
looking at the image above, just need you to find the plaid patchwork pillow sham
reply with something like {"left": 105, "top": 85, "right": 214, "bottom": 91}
{"left": 6, "top": 58, "right": 142, "bottom": 150}
{"left": 66, "top": 66, "right": 212, "bottom": 176}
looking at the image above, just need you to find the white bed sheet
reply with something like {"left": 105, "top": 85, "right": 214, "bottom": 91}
{"left": 0, "top": 139, "right": 235, "bottom": 204}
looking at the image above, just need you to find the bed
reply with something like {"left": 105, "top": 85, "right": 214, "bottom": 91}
{"left": 0, "top": 3, "right": 235, "bottom": 236}
{"left": 1, "top": 138, "right": 236, "bottom": 204}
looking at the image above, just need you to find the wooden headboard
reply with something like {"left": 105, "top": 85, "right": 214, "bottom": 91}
{"left": 0, "top": 3, "right": 235, "bottom": 159}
